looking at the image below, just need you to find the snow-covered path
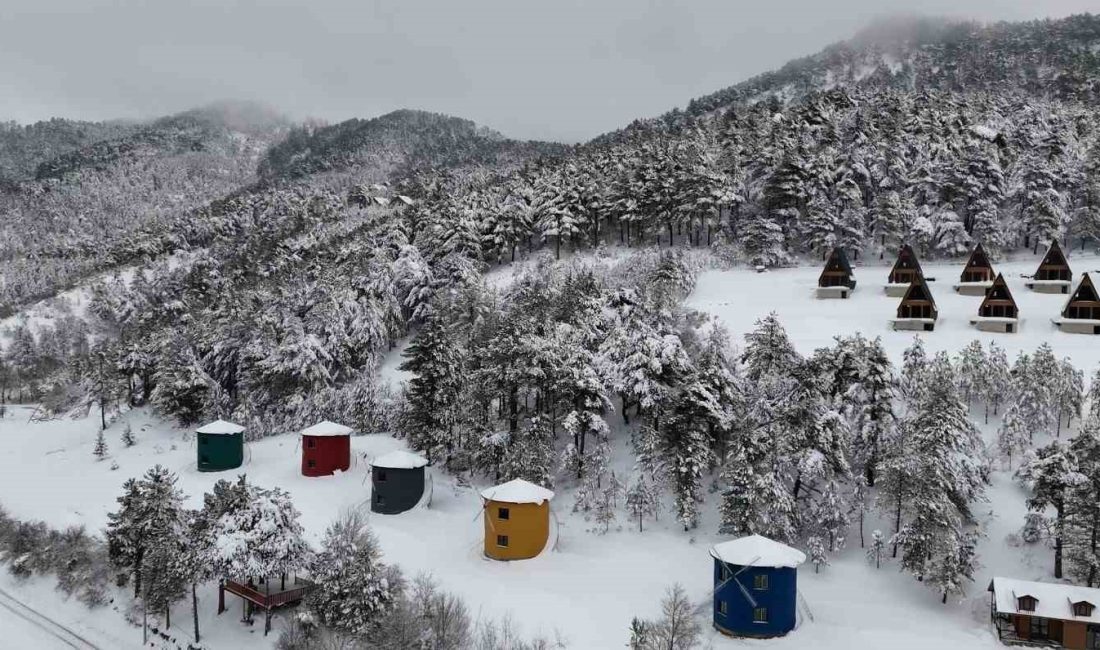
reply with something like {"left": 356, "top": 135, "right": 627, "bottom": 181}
{"left": 0, "top": 585, "right": 101, "bottom": 649}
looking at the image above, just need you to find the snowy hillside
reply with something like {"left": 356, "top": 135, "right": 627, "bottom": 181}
{"left": 1, "top": 250, "right": 1096, "bottom": 648}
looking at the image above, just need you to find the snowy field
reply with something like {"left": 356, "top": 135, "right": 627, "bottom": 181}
{"left": 0, "top": 251, "right": 1097, "bottom": 648}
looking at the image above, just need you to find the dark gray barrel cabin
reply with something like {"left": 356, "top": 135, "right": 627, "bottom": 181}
{"left": 371, "top": 450, "right": 429, "bottom": 514}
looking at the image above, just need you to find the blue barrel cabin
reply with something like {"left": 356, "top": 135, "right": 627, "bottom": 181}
{"left": 711, "top": 534, "right": 806, "bottom": 638}
{"left": 370, "top": 450, "right": 429, "bottom": 514}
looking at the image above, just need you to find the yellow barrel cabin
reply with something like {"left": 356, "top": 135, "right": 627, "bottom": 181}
{"left": 481, "top": 478, "right": 554, "bottom": 561}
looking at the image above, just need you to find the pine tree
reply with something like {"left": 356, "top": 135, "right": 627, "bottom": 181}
{"left": 1066, "top": 419, "right": 1100, "bottom": 586}
{"left": 867, "top": 529, "right": 886, "bottom": 569}
{"left": 625, "top": 475, "right": 659, "bottom": 532}
{"left": 982, "top": 341, "right": 1012, "bottom": 423}
{"left": 121, "top": 423, "right": 135, "bottom": 448}
{"left": 93, "top": 430, "right": 108, "bottom": 460}
{"left": 399, "top": 311, "right": 464, "bottom": 465}
{"left": 954, "top": 340, "right": 987, "bottom": 408}
{"left": 998, "top": 404, "right": 1031, "bottom": 469}
{"left": 899, "top": 336, "right": 929, "bottom": 412}
{"left": 928, "top": 532, "right": 977, "bottom": 604}
{"left": 847, "top": 337, "right": 896, "bottom": 486}
{"left": 807, "top": 536, "right": 828, "bottom": 573}
{"left": 308, "top": 511, "right": 398, "bottom": 637}
{"left": 105, "top": 465, "right": 186, "bottom": 600}
{"left": 1017, "top": 441, "right": 1083, "bottom": 579}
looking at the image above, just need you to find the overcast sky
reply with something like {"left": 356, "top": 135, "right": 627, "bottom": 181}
{"left": 1, "top": 1, "right": 1096, "bottom": 142}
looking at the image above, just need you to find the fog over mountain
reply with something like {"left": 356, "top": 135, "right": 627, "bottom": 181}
{"left": 2, "top": 0, "right": 1098, "bottom": 141}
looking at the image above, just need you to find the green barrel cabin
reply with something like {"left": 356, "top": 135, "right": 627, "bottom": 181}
{"left": 196, "top": 419, "right": 245, "bottom": 472}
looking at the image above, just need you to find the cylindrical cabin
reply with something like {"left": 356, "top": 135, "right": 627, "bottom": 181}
{"left": 711, "top": 534, "right": 806, "bottom": 638}
{"left": 481, "top": 479, "right": 554, "bottom": 561}
{"left": 196, "top": 419, "right": 245, "bottom": 472}
{"left": 300, "top": 420, "right": 352, "bottom": 477}
{"left": 371, "top": 451, "right": 428, "bottom": 514}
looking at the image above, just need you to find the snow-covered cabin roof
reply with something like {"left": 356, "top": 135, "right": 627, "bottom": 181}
{"left": 372, "top": 450, "right": 428, "bottom": 469}
{"left": 989, "top": 577, "right": 1100, "bottom": 624}
{"left": 196, "top": 419, "right": 245, "bottom": 435}
{"left": 480, "top": 478, "right": 554, "bottom": 504}
{"left": 371, "top": 196, "right": 391, "bottom": 206}
{"left": 710, "top": 534, "right": 807, "bottom": 569}
{"left": 397, "top": 195, "right": 414, "bottom": 206}
{"left": 300, "top": 421, "right": 353, "bottom": 437}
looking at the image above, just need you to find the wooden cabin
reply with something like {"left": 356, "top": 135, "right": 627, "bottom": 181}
{"left": 816, "top": 248, "right": 857, "bottom": 299}
{"left": 712, "top": 535, "right": 805, "bottom": 638}
{"left": 1026, "top": 240, "right": 1073, "bottom": 294}
{"left": 971, "top": 274, "right": 1019, "bottom": 333}
{"left": 1054, "top": 273, "right": 1100, "bottom": 335}
{"left": 954, "top": 243, "right": 996, "bottom": 295}
{"left": 892, "top": 276, "right": 938, "bottom": 331}
{"left": 481, "top": 479, "right": 554, "bottom": 561}
{"left": 885, "top": 244, "right": 925, "bottom": 297}
{"left": 989, "top": 577, "right": 1100, "bottom": 649}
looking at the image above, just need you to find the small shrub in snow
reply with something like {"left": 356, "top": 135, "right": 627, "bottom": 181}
{"left": 93, "top": 430, "right": 108, "bottom": 460}
{"left": 121, "top": 422, "right": 135, "bottom": 447}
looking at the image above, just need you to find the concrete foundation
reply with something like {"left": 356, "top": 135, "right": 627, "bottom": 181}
{"left": 971, "top": 318, "right": 1018, "bottom": 333}
{"left": 891, "top": 318, "right": 936, "bottom": 332}
{"left": 1054, "top": 319, "right": 1100, "bottom": 335}
{"left": 816, "top": 286, "right": 852, "bottom": 299}
{"left": 954, "top": 282, "right": 992, "bottom": 296}
{"left": 1026, "top": 281, "right": 1071, "bottom": 294}
{"left": 884, "top": 283, "right": 910, "bottom": 297}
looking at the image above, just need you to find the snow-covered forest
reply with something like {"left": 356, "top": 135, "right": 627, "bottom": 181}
{"left": 3, "top": 12, "right": 1100, "bottom": 650}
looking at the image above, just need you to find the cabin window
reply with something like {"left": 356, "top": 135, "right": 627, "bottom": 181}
{"left": 496, "top": 535, "right": 509, "bottom": 548}
{"left": 717, "top": 600, "right": 727, "bottom": 617}
{"left": 306, "top": 438, "right": 316, "bottom": 449}
{"left": 377, "top": 470, "right": 387, "bottom": 482}
{"left": 307, "top": 459, "right": 316, "bottom": 469}
{"left": 753, "top": 607, "right": 768, "bottom": 623}
{"left": 753, "top": 574, "right": 769, "bottom": 590}
{"left": 1075, "top": 602, "right": 1095, "bottom": 617}
{"left": 498, "top": 507, "right": 510, "bottom": 520}
{"left": 376, "top": 495, "right": 385, "bottom": 506}
{"left": 1030, "top": 616, "right": 1049, "bottom": 639}
{"left": 1018, "top": 596, "right": 1038, "bottom": 612}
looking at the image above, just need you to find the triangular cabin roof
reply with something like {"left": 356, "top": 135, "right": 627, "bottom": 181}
{"left": 979, "top": 274, "right": 1018, "bottom": 312}
{"left": 897, "top": 276, "right": 937, "bottom": 315}
{"left": 817, "top": 248, "right": 854, "bottom": 286}
{"left": 1063, "top": 273, "right": 1100, "bottom": 319}
{"left": 1038, "top": 239, "right": 1071, "bottom": 271}
{"left": 961, "top": 243, "right": 994, "bottom": 275}
{"left": 889, "top": 244, "right": 924, "bottom": 281}
{"left": 196, "top": 419, "right": 245, "bottom": 435}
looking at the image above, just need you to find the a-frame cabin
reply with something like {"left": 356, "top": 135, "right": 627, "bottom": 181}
{"left": 1055, "top": 273, "right": 1100, "bottom": 335}
{"left": 955, "top": 243, "right": 996, "bottom": 295}
{"left": 816, "top": 248, "right": 857, "bottom": 299}
{"left": 971, "top": 274, "right": 1019, "bottom": 333}
{"left": 885, "top": 244, "right": 925, "bottom": 297}
{"left": 892, "top": 276, "right": 938, "bottom": 332}
{"left": 1025, "top": 240, "right": 1073, "bottom": 294}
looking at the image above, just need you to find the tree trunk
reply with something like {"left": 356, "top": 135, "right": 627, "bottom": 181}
{"left": 192, "top": 582, "right": 200, "bottom": 643}
{"left": 892, "top": 494, "right": 902, "bottom": 558}
{"left": 1055, "top": 503, "right": 1065, "bottom": 579}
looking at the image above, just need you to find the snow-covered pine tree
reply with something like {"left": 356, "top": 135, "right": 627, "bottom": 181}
{"left": 121, "top": 422, "right": 135, "bottom": 447}
{"left": 998, "top": 403, "right": 1031, "bottom": 469}
{"left": 1066, "top": 418, "right": 1100, "bottom": 586}
{"left": 209, "top": 483, "right": 312, "bottom": 588}
{"left": 982, "top": 341, "right": 1012, "bottom": 423}
{"left": 398, "top": 310, "right": 464, "bottom": 465}
{"left": 1016, "top": 441, "right": 1084, "bottom": 579}
{"left": 867, "top": 529, "right": 886, "bottom": 569}
{"left": 954, "top": 340, "right": 986, "bottom": 408}
{"left": 93, "top": 430, "right": 108, "bottom": 460}
{"left": 846, "top": 336, "right": 896, "bottom": 486}
{"left": 625, "top": 475, "right": 660, "bottom": 532}
{"left": 928, "top": 532, "right": 977, "bottom": 604}
{"left": 899, "top": 336, "right": 929, "bottom": 412}
{"left": 807, "top": 536, "right": 828, "bottom": 573}
{"left": 105, "top": 465, "right": 186, "bottom": 600}
{"left": 307, "top": 511, "right": 398, "bottom": 637}
{"left": 1054, "top": 358, "right": 1084, "bottom": 436}
{"left": 742, "top": 313, "right": 800, "bottom": 381}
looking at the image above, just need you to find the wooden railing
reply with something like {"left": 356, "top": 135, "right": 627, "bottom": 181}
{"left": 223, "top": 577, "right": 315, "bottom": 610}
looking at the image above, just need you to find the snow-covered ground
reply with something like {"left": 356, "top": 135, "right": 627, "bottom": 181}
{"left": 0, "top": 251, "right": 1096, "bottom": 648}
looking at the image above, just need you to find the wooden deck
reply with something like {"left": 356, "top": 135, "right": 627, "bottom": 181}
{"left": 218, "top": 576, "right": 316, "bottom": 635}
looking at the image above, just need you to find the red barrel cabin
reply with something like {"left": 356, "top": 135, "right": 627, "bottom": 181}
{"left": 300, "top": 420, "right": 353, "bottom": 477}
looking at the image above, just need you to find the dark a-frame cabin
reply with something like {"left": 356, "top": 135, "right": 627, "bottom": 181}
{"left": 816, "top": 247, "right": 856, "bottom": 299}
{"left": 973, "top": 274, "right": 1019, "bottom": 333}
{"left": 956, "top": 243, "right": 996, "bottom": 295}
{"left": 1056, "top": 273, "right": 1100, "bottom": 335}
{"left": 886, "top": 244, "right": 925, "bottom": 296}
{"left": 1026, "top": 240, "right": 1073, "bottom": 294}
{"left": 892, "top": 275, "right": 938, "bottom": 331}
